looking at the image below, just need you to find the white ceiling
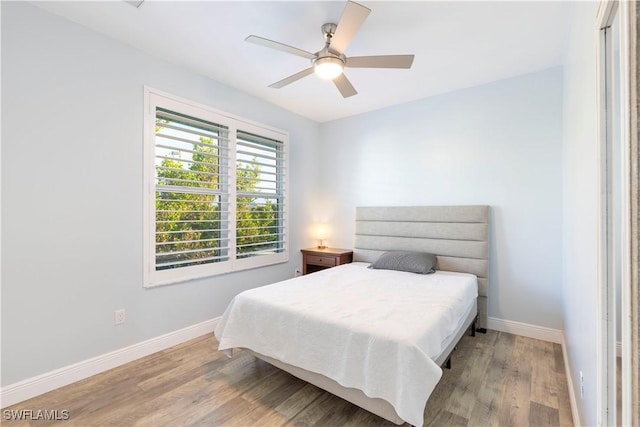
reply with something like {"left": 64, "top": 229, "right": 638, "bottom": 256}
{"left": 33, "top": 1, "right": 571, "bottom": 123}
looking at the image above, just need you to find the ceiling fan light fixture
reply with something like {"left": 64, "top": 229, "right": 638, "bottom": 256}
{"left": 313, "top": 57, "right": 344, "bottom": 80}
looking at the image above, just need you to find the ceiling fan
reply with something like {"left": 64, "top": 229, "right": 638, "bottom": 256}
{"left": 245, "top": 1, "right": 415, "bottom": 98}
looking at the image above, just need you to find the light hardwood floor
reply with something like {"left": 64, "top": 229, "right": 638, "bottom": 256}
{"left": 3, "top": 330, "right": 572, "bottom": 426}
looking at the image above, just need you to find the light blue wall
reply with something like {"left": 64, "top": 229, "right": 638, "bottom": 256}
{"left": 1, "top": 2, "right": 320, "bottom": 386}
{"left": 562, "top": 2, "right": 600, "bottom": 426}
{"left": 318, "top": 67, "right": 565, "bottom": 330}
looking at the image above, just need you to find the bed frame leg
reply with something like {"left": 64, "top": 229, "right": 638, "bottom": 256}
{"left": 444, "top": 356, "right": 451, "bottom": 370}
{"left": 471, "top": 316, "right": 488, "bottom": 335}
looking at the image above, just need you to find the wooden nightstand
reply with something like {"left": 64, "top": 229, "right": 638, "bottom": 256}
{"left": 301, "top": 247, "right": 353, "bottom": 275}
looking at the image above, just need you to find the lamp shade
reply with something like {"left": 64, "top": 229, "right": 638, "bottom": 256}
{"left": 313, "top": 57, "right": 344, "bottom": 80}
{"left": 315, "top": 224, "right": 328, "bottom": 240}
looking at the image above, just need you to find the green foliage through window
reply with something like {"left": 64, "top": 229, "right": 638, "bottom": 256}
{"left": 236, "top": 131, "right": 284, "bottom": 258}
{"left": 155, "top": 109, "right": 228, "bottom": 270}
{"left": 153, "top": 109, "right": 285, "bottom": 272}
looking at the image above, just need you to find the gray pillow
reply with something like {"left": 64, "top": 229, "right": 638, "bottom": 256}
{"left": 369, "top": 251, "right": 437, "bottom": 274}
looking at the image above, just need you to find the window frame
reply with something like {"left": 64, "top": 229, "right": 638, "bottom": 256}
{"left": 143, "top": 87, "right": 289, "bottom": 287}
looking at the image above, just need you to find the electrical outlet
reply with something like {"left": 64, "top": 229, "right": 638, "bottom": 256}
{"left": 294, "top": 269, "right": 302, "bottom": 277}
{"left": 114, "top": 309, "right": 126, "bottom": 325}
{"left": 579, "top": 370, "right": 584, "bottom": 399}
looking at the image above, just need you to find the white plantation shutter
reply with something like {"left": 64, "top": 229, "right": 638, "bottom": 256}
{"left": 236, "top": 130, "right": 286, "bottom": 259}
{"left": 144, "top": 88, "right": 289, "bottom": 287}
{"left": 154, "top": 108, "right": 231, "bottom": 271}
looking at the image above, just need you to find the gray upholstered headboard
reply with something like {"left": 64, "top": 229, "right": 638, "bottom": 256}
{"left": 354, "top": 205, "right": 490, "bottom": 329}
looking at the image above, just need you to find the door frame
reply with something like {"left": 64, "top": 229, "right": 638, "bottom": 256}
{"left": 595, "top": 1, "right": 632, "bottom": 426}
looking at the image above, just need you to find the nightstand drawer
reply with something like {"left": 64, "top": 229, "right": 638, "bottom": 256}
{"left": 301, "top": 248, "right": 352, "bottom": 275}
{"left": 306, "top": 255, "right": 336, "bottom": 267}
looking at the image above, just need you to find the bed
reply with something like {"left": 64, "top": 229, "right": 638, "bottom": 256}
{"left": 215, "top": 205, "right": 490, "bottom": 426}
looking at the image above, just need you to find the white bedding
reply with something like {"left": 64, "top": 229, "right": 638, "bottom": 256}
{"left": 215, "top": 262, "right": 478, "bottom": 426}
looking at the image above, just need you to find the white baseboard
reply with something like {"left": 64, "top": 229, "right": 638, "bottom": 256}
{"left": 561, "top": 337, "right": 582, "bottom": 427}
{"left": 1, "top": 317, "right": 220, "bottom": 408}
{"left": 487, "top": 316, "right": 563, "bottom": 344}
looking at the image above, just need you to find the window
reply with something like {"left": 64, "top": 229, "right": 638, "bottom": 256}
{"left": 144, "top": 88, "right": 288, "bottom": 286}
{"left": 236, "top": 131, "right": 286, "bottom": 259}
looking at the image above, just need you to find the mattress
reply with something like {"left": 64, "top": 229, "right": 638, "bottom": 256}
{"left": 215, "top": 262, "right": 478, "bottom": 426}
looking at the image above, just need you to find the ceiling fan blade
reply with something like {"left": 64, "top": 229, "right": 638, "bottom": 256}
{"left": 333, "top": 74, "right": 357, "bottom": 98}
{"left": 269, "top": 68, "right": 315, "bottom": 89}
{"left": 245, "top": 35, "right": 316, "bottom": 60}
{"left": 329, "top": 1, "right": 371, "bottom": 54}
{"left": 346, "top": 55, "right": 415, "bottom": 69}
